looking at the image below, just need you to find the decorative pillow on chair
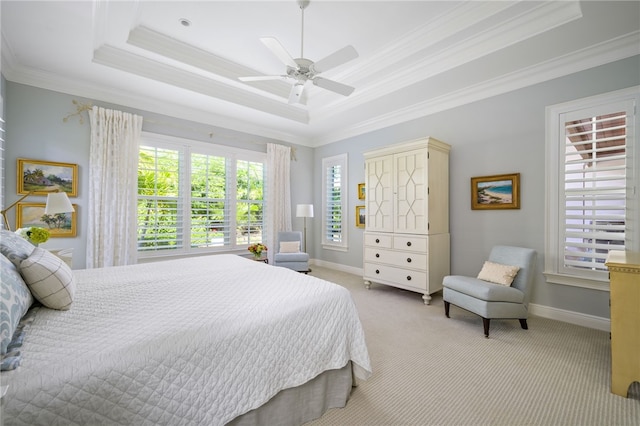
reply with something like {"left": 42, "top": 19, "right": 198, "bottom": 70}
{"left": 279, "top": 241, "right": 300, "bottom": 253}
{"left": 20, "top": 247, "right": 75, "bottom": 310}
{"left": 477, "top": 261, "right": 520, "bottom": 286}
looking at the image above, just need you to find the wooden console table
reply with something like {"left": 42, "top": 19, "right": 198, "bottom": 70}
{"left": 605, "top": 250, "right": 640, "bottom": 397}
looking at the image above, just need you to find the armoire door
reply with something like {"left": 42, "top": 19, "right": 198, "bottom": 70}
{"left": 394, "top": 148, "right": 428, "bottom": 234}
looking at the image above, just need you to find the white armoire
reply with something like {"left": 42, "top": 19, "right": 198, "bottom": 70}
{"left": 363, "top": 137, "right": 450, "bottom": 304}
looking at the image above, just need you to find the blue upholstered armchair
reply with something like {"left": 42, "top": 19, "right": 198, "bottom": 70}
{"left": 273, "top": 231, "right": 310, "bottom": 273}
{"left": 443, "top": 246, "right": 537, "bottom": 338}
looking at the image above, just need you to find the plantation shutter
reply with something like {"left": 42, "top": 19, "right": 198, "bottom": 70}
{"left": 190, "top": 152, "right": 229, "bottom": 248}
{"left": 322, "top": 154, "right": 348, "bottom": 248}
{"left": 560, "top": 105, "right": 629, "bottom": 276}
{"left": 137, "top": 144, "right": 185, "bottom": 252}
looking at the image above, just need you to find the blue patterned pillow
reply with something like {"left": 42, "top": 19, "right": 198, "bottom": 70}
{"left": 0, "top": 230, "right": 36, "bottom": 268}
{"left": 1, "top": 253, "right": 34, "bottom": 354}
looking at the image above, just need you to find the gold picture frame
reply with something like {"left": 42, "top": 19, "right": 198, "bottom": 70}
{"left": 16, "top": 202, "right": 78, "bottom": 237}
{"left": 357, "top": 183, "right": 366, "bottom": 200}
{"left": 17, "top": 158, "right": 78, "bottom": 196}
{"left": 471, "top": 173, "right": 520, "bottom": 210}
{"left": 356, "top": 205, "right": 366, "bottom": 228}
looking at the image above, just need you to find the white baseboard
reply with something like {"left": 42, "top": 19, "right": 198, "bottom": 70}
{"left": 310, "top": 259, "right": 363, "bottom": 276}
{"left": 528, "top": 303, "right": 610, "bottom": 332}
{"left": 311, "top": 259, "right": 611, "bottom": 332}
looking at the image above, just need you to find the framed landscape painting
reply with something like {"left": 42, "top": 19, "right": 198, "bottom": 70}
{"left": 356, "top": 205, "right": 366, "bottom": 228}
{"left": 471, "top": 173, "right": 520, "bottom": 210}
{"left": 358, "top": 183, "right": 366, "bottom": 200}
{"left": 17, "top": 158, "right": 78, "bottom": 196}
{"left": 16, "top": 202, "right": 77, "bottom": 237}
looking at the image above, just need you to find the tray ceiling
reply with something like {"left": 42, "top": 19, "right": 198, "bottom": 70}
{"left": 1, "top": 1, "right": 639, "bottom": 146}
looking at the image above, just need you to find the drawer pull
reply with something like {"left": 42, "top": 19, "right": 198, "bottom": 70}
{"left": 406, "top": 241, "right": 412, "bottom": 247}
{"left": 406, "top": 275, "right": 412, "bottom": 281}
{"left": 407, "top": 258, "right": 412, "bottom": 263}
{"left": 375, "top": 253, "right": 380, "bottom": 258}
{"left": 375, "top": 238, "right": 380, "bottom": 243}
{"left": 375, "top": 269, "right": 380, "bottom": 274}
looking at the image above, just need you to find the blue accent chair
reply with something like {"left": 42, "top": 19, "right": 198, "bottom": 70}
{"left": 443, "top": 246, "right": 537, "bottom": 337}
{"left": 273, "top": 231, "right": 310, "bottom": 273}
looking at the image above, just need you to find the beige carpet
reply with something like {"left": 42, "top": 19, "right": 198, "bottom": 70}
{"left": 306, "top": 266, "right": 640, "bottom": 426}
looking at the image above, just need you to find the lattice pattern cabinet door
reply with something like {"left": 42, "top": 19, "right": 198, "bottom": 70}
{"left": 365, "top": 154, "right": 393, "bottom": 232}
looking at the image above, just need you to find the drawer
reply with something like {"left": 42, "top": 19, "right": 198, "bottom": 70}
{"left": 364, "top": 262, "right": 427, "bottom": 290}
{"left": 364, "top": 232, "right": 392, "bottom": 248}
{"left": 364, "top": 247, "right": 427, "bottom": 270}
{"left": 393, "top": 235, "right": 427, "bottom": 252}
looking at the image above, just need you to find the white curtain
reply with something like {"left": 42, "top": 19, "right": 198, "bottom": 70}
{"left": 265, "top": 143, "right": 291, "bottom": 264}
{"left": 87, "top": 106, "right": 143, "bottom": 268}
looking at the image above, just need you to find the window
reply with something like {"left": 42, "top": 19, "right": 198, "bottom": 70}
{"left": 322, "top": 154, "right": 348, "bottom": 251}
{"left": 545, "top": 87, "right": 639, "bottom": 290}
{"left": 137, "top": 133, "right": 266, "bottom": 256}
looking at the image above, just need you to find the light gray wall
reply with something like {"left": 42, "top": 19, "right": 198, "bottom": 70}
{"left": 312, "top": 55, "right": 640, "bottom": 319}
{"left": 4, "top": 83, "right": 314, "bottom": 268}
{"left": 4, "top": 55, "right": 639, "bottom": 319}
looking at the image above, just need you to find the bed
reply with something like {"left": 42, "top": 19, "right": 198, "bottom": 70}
{"left": 0, "top": 231, "right": 372, "bottom": 425}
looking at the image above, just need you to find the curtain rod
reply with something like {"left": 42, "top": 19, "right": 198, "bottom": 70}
{"left": 62, "top": 99, "right": 297, "bottom": 160}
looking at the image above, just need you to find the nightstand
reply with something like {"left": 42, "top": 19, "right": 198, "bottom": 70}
{"left": 605, "top": 250, "right": 640, "bottom": 398}
{"left": 48, "top": 248, "right": 73, "bottom": 268}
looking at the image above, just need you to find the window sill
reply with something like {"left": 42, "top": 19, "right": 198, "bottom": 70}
{"left": 543, "top": 271, "right": 610, "bottom": 292}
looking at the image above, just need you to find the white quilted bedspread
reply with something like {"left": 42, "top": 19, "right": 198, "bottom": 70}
{"left": 1, "top": 255, "right": 371, "bottom": 425}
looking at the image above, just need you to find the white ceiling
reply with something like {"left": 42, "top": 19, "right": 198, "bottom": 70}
{"left": 1, "top": 1, "right": 639, "bottom": 147}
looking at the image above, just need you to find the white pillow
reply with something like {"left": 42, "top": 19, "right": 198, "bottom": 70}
{"left": 20, "top": 247, "right": 75, "bottom": 310}
{"left": 477, "top": 261, "right": 520, "bottom": 286}
{"left": 279, "top": 241, "right": 300, "bottom": 253}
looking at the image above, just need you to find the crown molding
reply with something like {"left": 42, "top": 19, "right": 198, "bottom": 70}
{"left": 311, "top": 31, "right": 640, "bottom": 146}
{"left": 92, "top": 44, "right": 309, "bottom": 124}
{"left": 127, "top": 25, "right": 292, "bottom": 100}
{"left": 311, "top": 0, "right": 583, "bottom": 125}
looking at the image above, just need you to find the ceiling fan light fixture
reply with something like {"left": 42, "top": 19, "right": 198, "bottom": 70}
{"left": 288, "top": 82, "right": 306, "bottom": 104}
{"left": 239, "top": 0, "right": 358, "bottom": 101}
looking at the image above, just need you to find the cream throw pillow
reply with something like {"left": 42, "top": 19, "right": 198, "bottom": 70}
{"left": 279, "top": 241, "right": 300, "bottom": 253}
{"left": 20, "top": 247, "right": 75, "bottom": 310}
{"left": 477, "top": 261, "right": 520, "bottom": 286}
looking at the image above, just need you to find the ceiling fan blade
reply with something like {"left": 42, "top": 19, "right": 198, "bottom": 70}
{"left": 310, "top": 45, "right": 358, "bottom": 74}
{"left": 288, "top": 83, "right": 306, "bottom": 104}
{"left": 312, "top": 77, "right": 355, "bottom": 97}
{"left": 260, "top": 37, "right": 298, "bottom": 69}
{"left": 239, "top": 75, "right": 287, "bottom": 82}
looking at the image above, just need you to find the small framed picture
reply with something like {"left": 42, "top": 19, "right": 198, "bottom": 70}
{"left": 471, "top": 173, "right": 520, "bottom": 210}
{"left": 16, "top": 202, "right": 78, "bottom": 237}
{"left": 358, "top": 183, "right": 366, "bottom": 200}
{"left": 17, "top": 158, "right": 78, "bottom": 196}
{"left": 356, "top": 205, "right": 366, "bottom": 228}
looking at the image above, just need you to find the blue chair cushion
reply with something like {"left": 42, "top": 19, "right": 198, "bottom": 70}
{"left": 443, "top": 275, "right": 524, "bottom": 304}
{"left": 274, "top": 252, "right": 309, "bottom": 262}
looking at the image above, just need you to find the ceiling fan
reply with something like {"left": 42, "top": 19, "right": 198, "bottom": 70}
{"left": 239, "top": 0, "right": 359, "bottom": 104}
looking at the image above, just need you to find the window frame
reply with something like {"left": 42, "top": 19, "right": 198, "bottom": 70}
{"left": 544, "top": 86, "right": 639, "bottom": 290}
{"left": 321, "top": 153, "right": 348, "bottom": 251}
{"left": 137, "top": 132, "right": 266, "bottom": 259}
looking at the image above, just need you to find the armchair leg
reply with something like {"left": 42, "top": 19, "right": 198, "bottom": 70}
{"left": 519, "top": 319, "right": 528, "bottom": 330}
{"left": 482, "top": 318, "right": 490, "bottom": 338}
{"left": 444, "top": 301, "right": 450, "bottom": 318}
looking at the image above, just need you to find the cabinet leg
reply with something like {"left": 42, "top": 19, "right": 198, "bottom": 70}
{"left": 422, "top": 294, "right": 431, "bottom": 305}
{"left": 364, "top": 280, "right": 371, "bottom": 290}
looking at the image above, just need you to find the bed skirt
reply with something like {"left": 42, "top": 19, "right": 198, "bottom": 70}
{"left": 228, "top": 362, "right": 354, "bottom": 426}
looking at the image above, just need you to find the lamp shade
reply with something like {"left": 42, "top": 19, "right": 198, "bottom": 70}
{"left": 296, "top": 204, "right": 314, "bottom": 218}
{"left": 45, "top": 192, "right": 75, "bottom": 215}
